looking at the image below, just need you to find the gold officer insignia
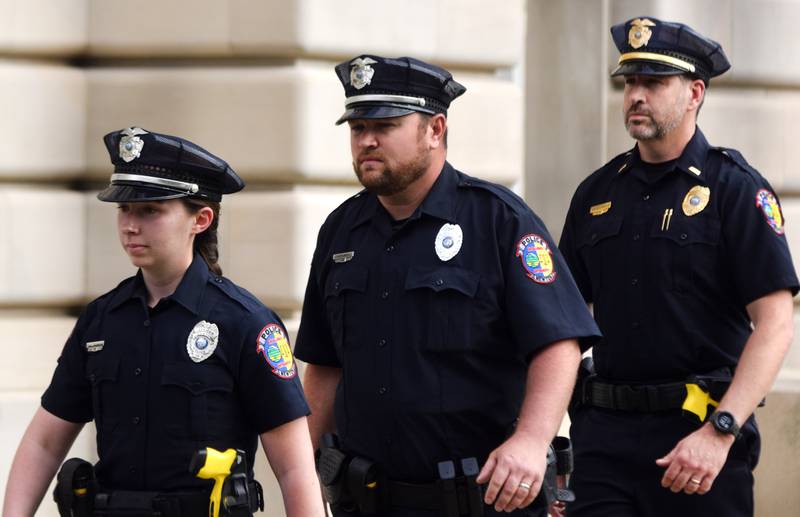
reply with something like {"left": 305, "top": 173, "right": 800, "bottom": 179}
{"left": 682, "top": 186, "right": 710, "bottom": 216}
{"left": 590, "top": 201, "right": 612, "bottom": 216}
{"left": 628, "top": 18, "right": 656, "bottom": 49}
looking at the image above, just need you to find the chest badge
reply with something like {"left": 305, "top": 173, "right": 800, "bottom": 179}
{"left": 590, "top": 201, "right": 612, "bottom": 216}
{"left": 186, "top": 320, "right": 219, "bottom": 363}
{"left": 516, "top": 234, "right": 557, "bottom": 284}
{"left": 755, "top": 189, "right": 785, "bottom": 235}
{"left": 682, "top": 186, "right": 710, "bottom": 216}
{"left": 435, "top": 223, "right": 463, "bottom": 262}
{"left": 257, "top": 323, "right": 296, "bottom": 379}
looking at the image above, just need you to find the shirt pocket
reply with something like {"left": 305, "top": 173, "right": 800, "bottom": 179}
{"left": 324, "top": 265, "right": 369, "bottom": 358}
{"left": 577, "top": 216, "right": 624, "bottom": 293}
{"left": 404, "top": 266, "right": 481, "bottom": 351}
{"left": 161, "top": 362, "right": 236, "bottom": 440}
{"left": 650, "top": 215, "right": 721, "bottom": 294}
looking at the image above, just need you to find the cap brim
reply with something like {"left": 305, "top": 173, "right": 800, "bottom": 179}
{"left": 611, "top": 61, "right": 688, "bottom": 77}
{"left": 97, "top": 184, "right": 189, "bottom": 203}
{"left": 335, "top": 105, "right": 417, "bottom": 125}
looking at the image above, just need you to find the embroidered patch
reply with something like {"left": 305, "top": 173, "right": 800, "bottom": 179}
{"left": 515, "top": 234, "right": 557, "bottom": 284}
{"left": 755, "top": 189, "right": 784, "bottom": 235}
{"left": 257, "top": 323, "right": 296, "bottom": 379}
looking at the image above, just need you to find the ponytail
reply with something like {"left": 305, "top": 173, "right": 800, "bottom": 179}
{"left": 183, "top": 199, "right": 223, "bottom": 277}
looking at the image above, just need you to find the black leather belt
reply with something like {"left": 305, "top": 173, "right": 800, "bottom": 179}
{"left": 583, "top": 379, "right": 687, "bottom": 412}
{"left": 387, "top": 479, "right": 473, "bottom": 512}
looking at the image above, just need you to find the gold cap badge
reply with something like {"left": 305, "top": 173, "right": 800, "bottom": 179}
{"left": 628, "top": 18, "right": 656, "bottom": 49}
{"left": 682, "top": 186, "right": 710, "bottom": 216}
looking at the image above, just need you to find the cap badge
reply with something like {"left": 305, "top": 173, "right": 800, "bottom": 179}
{"left": 628, "top": 18, "right": 656, "bottom": 49}
{"left": 435, "top": 223, "right": 463, "bottom": 261}
{"left": 118, "top": 127, "right": 148, "bottom": 163}
{"left": 682, "top": 186, "right": 710, "bottom": 216}
{"left": 516, "top": 234, "right": 557, "bottom": 284}
{"left": 257, "top": 323, "right": 296, "bottom": 379}
{"left": 755, "top": 189, "right": 785, "bottom": 235}
{"left": 349, "top": 57, "right": 378, "bottom": 90}
{"left": 186, "top": 320, "right": 219, "bottom": 363}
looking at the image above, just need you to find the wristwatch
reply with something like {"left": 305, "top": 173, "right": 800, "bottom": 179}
{"left": 709, "top": 411, "right": 740, "bottom": 439}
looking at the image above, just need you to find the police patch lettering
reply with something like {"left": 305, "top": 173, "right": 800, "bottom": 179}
{"left": 515, "top": 234, "right": 557, "bottom": 284}
{"left": 755, "top": 189, "right": 785, "bottom": 235}
{"left": 257, "top": 324, "right": 296, "bottom": 379}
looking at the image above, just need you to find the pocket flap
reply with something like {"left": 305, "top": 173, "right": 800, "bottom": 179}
{"left": 578, "top": 216, "right": 623, "bottom": 247}
{"left": 86, "top": 358, "right": 119, "bottom": 384}
{"left": 404, "top": 266, "right": 480, "bottom": 298}
{"left": 651, "top": 217, "right": 720, "bottom": 246}
{"left": 325, "top": 265, "right": 369, "bottom": 298}
{"left": 161, "top": 362, "right": 233, "bottom": 395}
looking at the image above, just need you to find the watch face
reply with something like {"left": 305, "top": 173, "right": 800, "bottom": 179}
{"left": 717, "top": 413, "right": 733, "bottom": 430}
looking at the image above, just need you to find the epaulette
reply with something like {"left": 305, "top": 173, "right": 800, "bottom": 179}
{"left": 457, "top": 173, "right": 530, "bottom": 216}
{"left": 713, "top": 147, "right": 761, "bottom": 180}
{"left": 209, "top": 276, "right": 262, "bottom": 314}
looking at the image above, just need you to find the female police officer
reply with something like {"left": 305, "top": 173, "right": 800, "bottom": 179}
{"left": 3, "top": 128, "right": 325, "bottom": 517}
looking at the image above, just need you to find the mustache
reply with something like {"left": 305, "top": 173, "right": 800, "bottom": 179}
{"left": 356, "top": 152, "right": 385, "bottom": 163}
{"left": 626, "top": 104, "right": 652, "bottom": 118}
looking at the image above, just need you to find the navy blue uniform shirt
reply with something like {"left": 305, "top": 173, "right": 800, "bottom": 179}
{"left": 559, "top": 128, "right": 799, "bottom": 382}
{"left": 295, "top": 162, "right": 600, "bottom": 482}
{"left": 42, "top": 254, "right": 309, "bottom": 491}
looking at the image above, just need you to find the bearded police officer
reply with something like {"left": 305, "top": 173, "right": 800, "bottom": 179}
{"left": 559, "top": 17, "right": 798, "bottom": 516}
{"left": 294, "top": 55, "right": 600, "bottom": 516}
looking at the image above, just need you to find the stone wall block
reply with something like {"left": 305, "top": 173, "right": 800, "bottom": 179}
{"left": 0, "top": 0, "right": 87, "bottom": 55}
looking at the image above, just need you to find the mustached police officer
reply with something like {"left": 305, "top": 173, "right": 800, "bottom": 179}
{"left": 559, "top": 17, "right": 798, "bottom": 516}
{"left": 294, "top": 55, "right": 601, "bottom": 516}
{"left": 3, "top": 129, "right": 325, "bottom": 517}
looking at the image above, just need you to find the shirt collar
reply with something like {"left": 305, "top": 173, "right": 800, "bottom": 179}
{"left": 350, "top": 162, "right": 459, "bottom": 229}
{"left": 617, "top": 127, "right": 710, "bottom": 183}
{"left": 109, "top": 253, "right": 209, "bottom": 315}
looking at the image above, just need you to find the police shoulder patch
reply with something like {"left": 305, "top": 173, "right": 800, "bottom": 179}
{"left": 755, "top": 189, "right": 785, "bottom": 235}
{"left": 515, "top": 234, "right": 557, "bottom": 284}
{"left": 256, "top": 323, "right": 296, "bottom": 379}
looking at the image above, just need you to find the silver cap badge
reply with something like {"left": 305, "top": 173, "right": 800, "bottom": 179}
{"left": 350, "top": 57, "right": 377, "bottom": 90}
{"left": 435, "top": 223, "right": 463, "bottom": 262}
{"left": 186, "top": 320, "right": 219, "bottom": 363}
{"left": 118, "top": 127, "right": 148, "bottom": 163}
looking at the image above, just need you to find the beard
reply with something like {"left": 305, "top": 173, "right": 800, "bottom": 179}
{"left": 624, "top": 95, "right": 686, "bottom": 141}
{"left": 352, "top": 140, "right": 431, "bottom": 196}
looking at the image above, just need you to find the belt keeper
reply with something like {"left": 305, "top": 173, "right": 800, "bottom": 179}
{"left": 437, "top": 461, "right": 459, "bottom": 517}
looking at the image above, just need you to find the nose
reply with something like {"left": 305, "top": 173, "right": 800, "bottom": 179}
{"left": 355, "top": 128, "right": 378, "bottom": 149}
{"left": 119, "top": 213, "right": 139, "bottom": 234}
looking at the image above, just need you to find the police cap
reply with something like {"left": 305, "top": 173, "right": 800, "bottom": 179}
{"left": 97, "top": 127, "right": 244, "bottom": 203}
{"left": 610, "top": 17, "right": 730, "bottom": 83}
{"left": 334, "top": 55, "right": 466, "bottom": 125}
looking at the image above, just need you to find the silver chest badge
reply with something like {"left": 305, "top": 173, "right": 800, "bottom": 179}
{"left": 350, "top": 57, "right": 377, "bottom": 90}
{"left": 186, "top": 320, "right": 219, "bottom": 363}
{"left": 118, "top": 127, "right": 148, "bottom": 163}
{"left": 435, "top": 223, "right": 463, "bottom": 262}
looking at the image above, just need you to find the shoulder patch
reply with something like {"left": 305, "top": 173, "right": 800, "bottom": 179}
{"left": 515, "top": 234, "right": 557, "bottom": 284}
{"left": 755, "top": 189, "right": 785, "bottom": 235}
{"left": 256, "top": 323, "right": 296, "bottom": 379}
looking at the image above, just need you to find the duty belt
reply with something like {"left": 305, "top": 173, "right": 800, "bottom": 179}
{"left": 93, "top": 483, "right": 263, "bottom": 517}
{"left": 584, "top": 380, "right": 688, "bottom": 412}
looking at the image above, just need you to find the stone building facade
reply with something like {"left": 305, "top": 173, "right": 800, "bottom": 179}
{"left": 0, "top": 1, "right": 796, "bottom": 515}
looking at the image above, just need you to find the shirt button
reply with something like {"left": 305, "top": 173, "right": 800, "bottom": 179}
{"left": 643, "top": 194, "right": 651, "bottom": 201}
{"left": 680, "top": 233, "right": 688, "bottom": 240}
{"left": 378, "top": 339, "right": 387, "bottom": 348}
{"left": 631, "top": 322, "right": 640, "bottom": 329}
{"left": 434, "top": 279, "right": 444, "bottom": 287}
{"left": 385, "top": 245, "right": 395, "bottom": 252}
{"left": 591, "top": 233, "right": 597, "bottom": 241}
{"left": 89, "top": 374, "right": 96, "bottom": 382}
{"left": 132, "top": 416, "right": 140, "bottom": 425}
{"left": 129, "top": 466, "right": 137, "bottom": 473}
{"left": 143, "top": 320, "right": 150, "bottom": 327}
{"left": 381, "top": 290, "right": 390, "bottom": 299}
{"left": 378, "top": 386, "right": 388, "bottom": 395}
{"left": 334, "top": 281, "right": 340, "bottom": 290}
{"left": 215, "top": 277, "right": 223, "bottom": 283}
{"left": 633, "top": 234, "right": 640, "bottom": 241}
{"left": 134, "top": 368, "right": 142, "bottom": 376}
{"left": 631, "top": 278, "right": 638, "bottom": 286}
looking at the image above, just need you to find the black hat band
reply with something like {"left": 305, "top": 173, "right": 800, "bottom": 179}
{"left": 345, "top": 93, "right": 428, "bottom": 108}
{"left": 111, "top": 173, "right": 199, "bottom": 195}
{"left": 618, "top": 51, "right": 696, "bottom": 74}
